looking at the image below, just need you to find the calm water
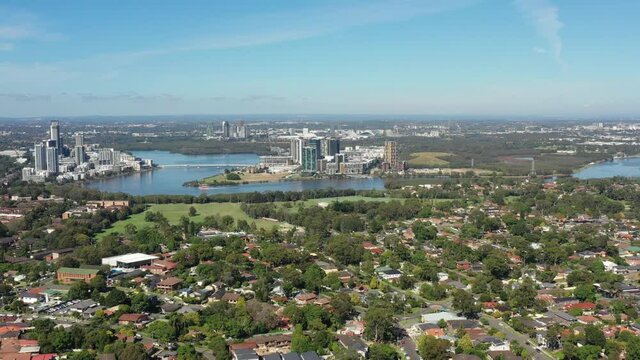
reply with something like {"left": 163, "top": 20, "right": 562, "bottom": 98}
{"left": 574, "top": 157, "right": 640, "bottom": 179}
{"left": 87, "top": 150, "right": 385, "bottom": 195}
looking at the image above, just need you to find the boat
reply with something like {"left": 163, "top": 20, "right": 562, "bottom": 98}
{"left": 198, "top": 184, "right": 209, "bottom": 190}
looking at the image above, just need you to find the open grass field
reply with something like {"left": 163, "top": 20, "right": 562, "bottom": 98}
{"left": 202, "top": 171, "right": 288, "bottom": 185}
{"left": 96, "top": 203, "right": 285, "bottom": 239}
{"left": 274, "top": 196, "right": 407, "bottom": 213}
{"left": 407, "top": 152, "right": 452, "bottom": 167}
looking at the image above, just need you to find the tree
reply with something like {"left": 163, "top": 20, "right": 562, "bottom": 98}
{"left": 483, "top": 254, "right": 510, "bottom": 280}
{"left": 130, "top": 293, "right": 160, "bottom": 313}
{"left": 574, "top": 284, "right": 597, "bottom": 302}
{"left": 452, "top": 290, "right": 480, "bottom": 318}
{"left": 457, "top": 334, "right": 474, "bottom": 353}
{"left": 412, "top": 221, "right": 437, "bottom": 241}
{"left": 398, "top": 275, "right": 415, "bottom": 290}
{"left": 364, "top": 305, "right": 396, "bottom": 342}
{"left": 510, "top": 278, "right": 537, "bottom": 311}
{"left": 324, "top": 272, "right": 342, "bottom": 290}
{"left": 576, "top": 345, "right": 601, "bottom": 360}
{"left": 626, "top": 336, "right": 640, "bottom": 360}
{"left": 84, "top": 328, "right": 113, "bottom": 352}
{"left": 117, "top": 342, "right": 149, "bottom": 360}
{"left": 334, "top": 349, "right": 361, "bottom": 360}
{"left": 252, "top": 278, "right": 271, "bottom": 302}
{"left": 420, "top": 283, "right": 447, "bottom": 301}
{"left": 147, "top": 320, "right": 176, "bottom": 342}
{"left": 326, "top": 236, "right": 364, "bottom": 265}
{"left": 178, "top": 344, "right": 201, "bottom": 360}
{"left": 68, "top": 281, "right": 91, "bottom": 300}
{"left": 330, "top": 293, "right": 355, "bottom": 324}
{"left": 68, "top": 351, "right": 96, "bottom": 360}
{"left": 545, "top": 325, "right": 561, "bottom": 350}
{"left": 584, "top": 325, "right": 606, "bottom": 348}
{"left": 303, "top": 265, "right": 325, "bottom": 293}
{"left": 189, "top": 206, "right": 198, "bottom": 217}
{"left": 208, "top": 335, "right": 230, "bottom": 360}
{"left": 291, "top": 325, "right": 314, "bottom": 353}
{"left": 103, "top": 288, "right": 129, "bottom": 307}
{"left": 417, "top": 335, "right": 451, "bottom": 360}
{"left": 368, "top": 343, "right": 399, "bottom": 360}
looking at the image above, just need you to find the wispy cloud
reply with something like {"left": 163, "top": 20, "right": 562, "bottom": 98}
{"left": 241, "top": 95, "right": 286, "bottom": 102}
{"left": 0, "top": 6, "right": 62, "bottom": 51}
{"left": 16, "top": 1, "right": 479, "bottom": 71}
{"left": 79, "top": 92, "right": 182, "bottom": 103}
{"left": 515, "top": 0, "right": 565, "bottom": 67}
{"left": 0, "top": 93, "right": 51, "bottom": 102}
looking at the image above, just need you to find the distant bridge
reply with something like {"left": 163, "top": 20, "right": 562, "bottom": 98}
{"left": 158, "top": 164, "right": 252, "bottom": 168}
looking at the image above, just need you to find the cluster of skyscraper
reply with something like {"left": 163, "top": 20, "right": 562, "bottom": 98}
{"left": 31, "top": 121, "right": 80, "bottom": 176}
{"left": 221, "top": 121, "right": 249, "bottom": 139}
{"left": 23, "top": 121, "right": 134, "bottom": 183}
{"left": 290, "top": 137, "right": 340, "bottom": 173}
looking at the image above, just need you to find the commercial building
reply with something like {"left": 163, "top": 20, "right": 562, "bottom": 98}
{"left": 308, "top": 138, "right": 322, "bottom": 159}
{"left": 101, "top": 253, "right": 159, "bottom": 269}
{"left": 340, "top": 162, "right": 366, "bottom": 175}
{"left": 57, "top": 267, "right": 99, "bottom": 284}
{"left": 21, "top": 168, "right": 45, "bottom": 182}
{"left": 74, "top": 145, "right": 86, "bottom": 165}
{"left": 322, "top": 138, "right": 340, "bottom": 157}
{"left": 98, "top": 148, "right": 121, "bottom": 165}
{"left": 259, "top": 156, "right": 294, "bottom": 167}
{"left": 50, "top": 120, "right": 62, "bottom": 153}
{"left": 234, "top": 123, "right": 248, "bottom": 139}
{"left": 75, "top": 133, "right": 84, "bottom": 146}
{"left": 45, "top": 147, "right": 59, "bottom": 174}
{"left": 222, "top": 121, "right": 230, "bottom": 138}
{"left": 301, "top": 146, "right": 317, "bottom": 172}
{"left": 34, "top": 142, "right": 47, "bottom": 171}
{"left": 290, "top": 138, "right": 306, "bottom": 164}
{"left": 384, "top": 141, "right": 398, "bottom": 168}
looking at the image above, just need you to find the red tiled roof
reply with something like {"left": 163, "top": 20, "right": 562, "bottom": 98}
{"left": 566, "top": 302, "right": 596, "bottom": 310}
{"left": 32, "top": 354, "right": 58, "bottom": 360}
{"left": 118, "top": 313, "right": 148, "bottom": 322}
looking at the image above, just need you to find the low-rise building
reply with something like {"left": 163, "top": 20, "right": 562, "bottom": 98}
{"left": 56, "top": 267, "right": 99, "bottom": 284}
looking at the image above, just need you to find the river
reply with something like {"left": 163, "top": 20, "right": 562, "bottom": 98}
{"left": 574, "top": 157, "right": 640, "bottom": 179}
{"left": 86, "top": 150, "right": 385, "bottom": 195}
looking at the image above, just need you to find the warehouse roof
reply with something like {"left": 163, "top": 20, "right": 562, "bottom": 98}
{"left": 102, "top": 253, "right": 159, "bottom": 265}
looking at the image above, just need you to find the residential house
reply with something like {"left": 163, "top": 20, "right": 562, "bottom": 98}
{"left": 157, "top": 277, "right": 183, "bottom": 292}
{"left": 337, "top": 335, "right": 369, "bottom": 358}
{"left": 295, "top": 293, "right": 317, "bottom": 305}
{"left": 118, "top": 313, "right": 150, "bottom": 327}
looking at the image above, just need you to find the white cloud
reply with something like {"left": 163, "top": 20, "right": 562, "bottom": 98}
{"left": 515, "top": 0, "right": 565, "bottom": 67}
{"left": 533, "top": 47, "right": 547, "bottom": 54}
{"left": 0, "top": 6, "right": 62, "bottom": 51}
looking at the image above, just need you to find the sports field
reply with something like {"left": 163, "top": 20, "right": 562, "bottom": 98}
{"left": 97, "top": 203, "right": 285, "bottom": 239}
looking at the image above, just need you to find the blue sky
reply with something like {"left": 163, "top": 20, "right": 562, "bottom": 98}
{"left": 0, "top": 0, "right": 639, "bottom": 117}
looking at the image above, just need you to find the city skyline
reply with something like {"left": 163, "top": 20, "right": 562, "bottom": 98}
{"left": 1, "top": 0, "right": 639, "bottom": 117}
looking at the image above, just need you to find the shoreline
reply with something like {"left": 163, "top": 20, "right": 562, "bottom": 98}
{"left": 79, "top": 166, "right": 156, "bottom": 186}
{"left": 185, "top": 173, "right": 381, "bottom": 188}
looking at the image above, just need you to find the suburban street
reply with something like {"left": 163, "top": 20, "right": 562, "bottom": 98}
{"left": 482, "top": 315, "right": 554, "bottom": 360}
